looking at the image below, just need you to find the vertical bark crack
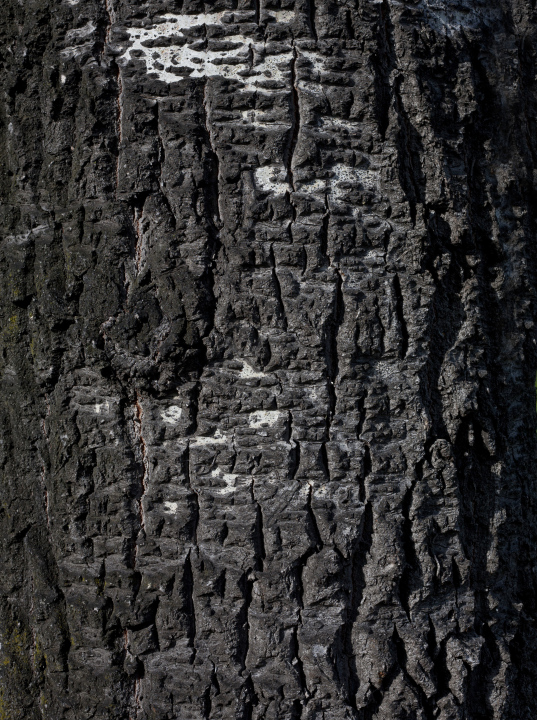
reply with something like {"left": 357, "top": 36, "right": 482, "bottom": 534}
{"left": 103, "top": 0, "right": 123, "bottom": 197}
{"left": 398, "top": 472, "right": 420, "bottom": 619}
{"left": 392, "top": 625, "right": 435, "bottom": 720}
{"left": 39, "top": 406, "right": 52, "bottom": 534}
{"left": 373, "top": 0, "right": 424, "bottom": 225}
{"left": 307, "top": 0, "right": 318, "bottom": 42}
{"left": 132, "top": 198, "right": 146, "bottom": 276}
{"left": 319, "top": 203, "right": 330, "bottom": 262}
{"left": 154, "top": 100, "right": 176, "bottom": 228}
{"left": 185, "top": 442, "right": 199, "bottom": 546}
{"left": 326, "top": 269, "right": 344, "bottom": 436}
{"left": 236, "top": 572, "right": 254, "bottom": 672}
{"left": 289, "top": 411, "right": 301, "bottom": 481}
{"left": 269, "top": 243, "right": 288, "bottom": 330}
{"left": 372, "top": 0, "right": 396, "bottom": 142}
{"left": 132, "top": 392, "right": 148, "bottom": 564}
{"left": 254, "top": 502, "right": 266, "bottom": 572}
{"left": 286, "top": 46, "right": 300, "bottom": 192}
{"left": 392, "top": 274, "right": 408, "bottom": 359}
{"left": 427, "top": 618, "right": 451, "bottom": 701}
{"left": 291, "top": 620, "right": 309, "bottom": 701}
{"left": 184, "top": 549, "right": 197, "bottom": 661}
{"left": 344, "top": 501, "right": 373, "bottom": 706}
{"left": 305, "top": 483, "right": 323, "bottom": 553}
{"left": 130, "top": 675, "right": 143, "bottom": 720}
{"left": 200, "top": 80, "right": 223, "bottom": 354}
{"left": 203, "top": 82, "right": 221, "bottom": 227}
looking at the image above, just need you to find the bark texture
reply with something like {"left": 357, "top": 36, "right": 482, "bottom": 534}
{"left": 1, "top": 0, "right": 537, "bottom": 718}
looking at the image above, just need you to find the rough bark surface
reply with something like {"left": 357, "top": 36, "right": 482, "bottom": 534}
{"left": 1, "top": 0, "right": 537, "bottom": 718}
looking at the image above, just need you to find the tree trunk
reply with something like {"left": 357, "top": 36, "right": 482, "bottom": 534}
{"left": 1, "top": 1, "right": 537, "bottom": 718}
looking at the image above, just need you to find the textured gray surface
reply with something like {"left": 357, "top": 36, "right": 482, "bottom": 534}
{"left": 1, "top": 0, "right": 537, "bottom": 718}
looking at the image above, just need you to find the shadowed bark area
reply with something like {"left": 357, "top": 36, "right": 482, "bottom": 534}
{"left": 0, "top": 1, "right": 537, "bottom": 719}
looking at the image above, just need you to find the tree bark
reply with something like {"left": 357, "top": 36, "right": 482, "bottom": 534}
{"left": 1, "top": 1, "right": 537, "bottom": 718}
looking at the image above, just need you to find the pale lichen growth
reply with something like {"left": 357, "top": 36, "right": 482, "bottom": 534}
{"left": 249, "top": 410, "right": 282, "bottom": 428}
{"left": 118, "top": 14, "right": 293, "bottom": 93}
{"left": 161, "top": 406, "right": 183, "bottom": 425}
{"left": 254, "top": 166, "right": 291, "bottom": 195}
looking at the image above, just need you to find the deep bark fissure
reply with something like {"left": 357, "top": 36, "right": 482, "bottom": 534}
{"left": 133, "top": 395, "right": 147, "bottom": 521}
{"left": 392, "top": 273, "right": 408, "bottom": 359}
{"left": 392, "top": 626, "right": 436, "bottom": 720}
{"left": 154, "top": 100, "right": 177, "bottom": 229}
{"left": 236, "top": 573, "right": 255, "bottom": 672}
{"left": 236, "top": 675, "right": 258, "bottom": 720}
{"left": 184, "top": 549, "right": 197, "bottom": 656}
{"left": 253, "top": 501, "right": 266, "bottom": 571}
{"left": 359, "top": 662, "right": 400, "bottom": 720}
{"left": 286, "top": 46, "right": 300, "bottom": 192}
{"left": 269, "top": 243, "right": 288, "bottom": 330}
{"left": 185, "top": 443, "right": 200, "bottom": 546}
{"left": 291, "top": 620, "right": 309, "bottom": 699}
{"left": 344, "top": 501, "right": 373, "bottom": 706}
{"left": 392, "top": 76, "right": 425, "bottom": 226}
{"left": 305, "top": 483, "right": 323, "bottom": 553}
{"left": 289, "top": 410, "right": 301, "bottom": 481}
{"left": 426, "top": 617, "right": 452, "bottom": 701}
{"left": 103, "top": 0, "right": 123, "bottom": 198}
{"left": 420, "top": 215, "right": 466, "bottom": 441}
{"left": 132, "top": 195, "right": 147, "bottom": 276}
{"left": 398, "top": 472, "right": 420, "bottom": 619}
{"left": 319, "top": 205, "right": 330, "bottom": 261}
{"left": 198, "top": 80, "right": 224, "bottom": 374}
{"left": 372, "top": 0, "right": 396, "bottom": 142}
{"left": 307, "top": 0, "right": 318, "bottom": 41}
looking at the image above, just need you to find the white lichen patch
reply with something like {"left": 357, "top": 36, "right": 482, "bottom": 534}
{"left": 161, "top": 406, "right": 182, "bottom": 424}
{"left": 239, "top": 109, "right": 291, "bottom": 130}
{"left": 312, "top": 643, "right": 328, "bottom": 657}
{"left": 249, "top": 410, "right": 282, "bottom": 428}
{"left": 192, "top": 430, "right": 228, "bottom": 446}
{"left": 267, "top": 10, "right": 295, "bottom": 23}
{"left": 304, "top": 384, "right": 324, "bottom": 402}
{"left": 239, "top": 361, "right": 266, "bottom": 379}
{"left": 94, "top": 402, "right": 110, "bottom": 414}
{"left": 375, "top": 361, "right": 400, "bottom": 380}
{"left": 4, "top": 225, "right": 48, "bottom": 245}
{"left": 163, "top": 501, "right": 178, "bottom": 513}
{"left": 360, "top": 248, "right": 387, "bottom": 266}
{"left": 254, "top": 165, "right": 291, "bottom": 195}
{"left": 330, "top": 164, "right": 381, "bottom": 201}
{"left": 295, "top": 164, "right": 380, "bottom": 201}
{"left": 320, "top": 116, "right": 362, "bottom": 132}
{"left": 299, "top": 50, "right": 326, "bottom": 73}
{"left": 210, "top": 468, "right": 239, "bottom": 495}
{"left": 118, "top": 14, "right": 293, "bottom": 92}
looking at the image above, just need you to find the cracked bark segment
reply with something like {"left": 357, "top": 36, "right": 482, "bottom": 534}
{"left": 1, "top": 0, "right": 537, "bottom": 718}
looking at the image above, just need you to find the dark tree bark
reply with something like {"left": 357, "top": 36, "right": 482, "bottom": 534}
{"left": 1, "top": 1, "right": 537, "bottom": 718}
